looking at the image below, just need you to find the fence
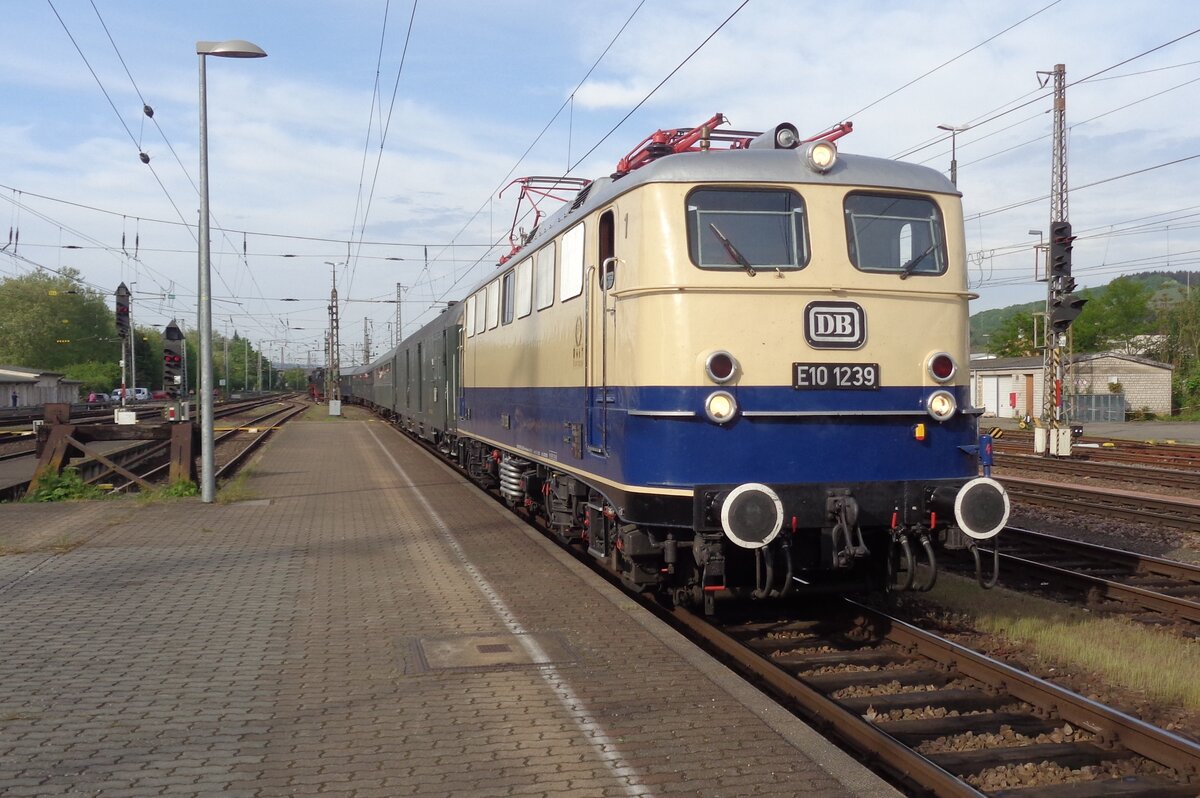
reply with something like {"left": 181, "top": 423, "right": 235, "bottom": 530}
{"left": 1064, "top": 392, "right": 1125, "bottom": 423}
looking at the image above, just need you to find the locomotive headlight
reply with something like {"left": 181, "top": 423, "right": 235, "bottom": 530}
{"left": 926, "top": 390, "right": 957, "bottom": 421}
{"left": 927, "top": 352, "right": 957, "bottom": 383}
{"left": 705, "top": 350, "right": 739, "bottom": 384}
{"left": 775, "top": 125, "right": 799, "bottom": 149}
{"left": 803, "top": 140, "right": 838, "bottom": 173}
{"left": 705, "top": 390, "right": 738, "bottom": 424}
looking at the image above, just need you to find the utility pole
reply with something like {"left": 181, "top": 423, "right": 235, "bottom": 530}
{"left": 363, "top": 317, "right": 371, "bottom": 365}
{"left": 326, "top": 261, "right": 342, "bottom": 410}
{"left": 1037, "top": 63, "right": 1086, "bottom": 455}
{"left": 396, "top": 282, "right": 404, "bottom": 345}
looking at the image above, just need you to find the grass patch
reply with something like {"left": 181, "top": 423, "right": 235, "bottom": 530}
{"left": 217, "top": 468, "right": 257, "bottom": 504}
{"left": 925, "top": 575, "right": 1200, "bottom": 710}
{"left": 134, "top": 479, "right": 199, "bottom": 505}
{"left": 23, "top": 467, "right": 106, "bottom": 502}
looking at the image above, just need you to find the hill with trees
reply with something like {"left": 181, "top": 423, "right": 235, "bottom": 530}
{"left": 971, "top": 271, "right": 1200, "bottom": 414}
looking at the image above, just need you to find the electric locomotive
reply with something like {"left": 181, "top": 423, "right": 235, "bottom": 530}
{"left": 346, "top": 115, "right": 1008, "bottom": 612}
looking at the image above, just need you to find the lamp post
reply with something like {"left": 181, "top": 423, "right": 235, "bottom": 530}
{"left": 937, "top": 123, "right": 970, "bottom": 187}
{"left": 197, "top": 38, "right": 266, "bottom": 503}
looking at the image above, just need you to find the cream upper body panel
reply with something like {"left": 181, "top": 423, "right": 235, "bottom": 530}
{"left": 463, "top": 148, "right": 970, "bottom": 391}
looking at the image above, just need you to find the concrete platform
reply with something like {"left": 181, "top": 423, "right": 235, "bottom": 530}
{"left": 0, "top": 407, "right": 898, "bottom": 797}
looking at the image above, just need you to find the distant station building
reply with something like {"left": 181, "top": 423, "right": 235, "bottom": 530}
{"left": 970, "top": 352, "right": 1173, "bottom": 422}
{"left": 0, "top": 366, "right": 82, "bottom": 408}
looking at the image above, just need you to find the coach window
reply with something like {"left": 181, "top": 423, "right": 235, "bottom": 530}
{"left": 465, "top": 295, "right": 477, "bottom": 337}
{"left": 560, "top": 224, "right": 584, "bottom": 301}
{"left": 686, "top": 188, "right": 808, "bottom": 271}
{"left": 515, "top": 257, "right": 532, "bottom": 318}
{"left": 844, "top": 193, "right": 946, "bottom": 277}
{"left": 474, "top": 289, "right": 486, "bottom": 334}
{"left": 501, "top": 270, "right": 516, "bottom": 325}
{"left": 486, "top": 279, "right": 500, "bottom": 329}
{"left": 535, "top": 241, "right": 556, "bottom": 310}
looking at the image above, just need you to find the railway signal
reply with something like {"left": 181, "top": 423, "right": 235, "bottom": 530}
{"left": 115, "top": 282, "right": 131, "bottom": 338}
{"left": 1049, "top": 221, "right": 1074, "bottom": 277}
{"left": 1049, "top": 294, "right": 1087, "bottom": 331}
{"left": 163, "top": 320, "right": 184, "bottom": 388}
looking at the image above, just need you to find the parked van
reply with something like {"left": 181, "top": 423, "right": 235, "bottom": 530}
{"left": 110, "top": 387, "right": 151, "bottom": 402}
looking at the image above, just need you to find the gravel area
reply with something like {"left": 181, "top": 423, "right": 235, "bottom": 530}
{"left": 887, "top": 457, "right": 1200, "bottom": 754}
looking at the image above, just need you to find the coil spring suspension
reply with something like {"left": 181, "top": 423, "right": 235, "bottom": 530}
{"left": 498, "top": 455, "right": 531, "bottom": 504}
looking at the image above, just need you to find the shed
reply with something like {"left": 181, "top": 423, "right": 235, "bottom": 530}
{"left": 0, "top": 366, "right": 82, "bottom": 409}
{"left": 969, "top": 352, "right": 1173, "bottom": 420}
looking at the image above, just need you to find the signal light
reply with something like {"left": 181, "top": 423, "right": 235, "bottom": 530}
{"left": 1050, "top": 294, "right": 1088, "bottom": 331}
{"left": 115, "top": 282, "right": 131, "bottom": 338}
{"left": 162, "top": 320, "right": 184, "bottom": 388}
{"left": 1049, "top": 221, "right": 1074, "bottom": 278}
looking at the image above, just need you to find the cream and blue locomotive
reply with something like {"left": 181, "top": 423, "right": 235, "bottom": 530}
{"left": 343, "top": 115, "right": 1008, "bottom": 610}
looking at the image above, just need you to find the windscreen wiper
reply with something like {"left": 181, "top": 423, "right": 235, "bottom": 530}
{"left": 899, "top": 242, "right": 938, "bottom": 280}
{"left": 708, "top": 223, "right": 757, "bottom": 277}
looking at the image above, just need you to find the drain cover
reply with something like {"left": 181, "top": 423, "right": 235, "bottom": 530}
{"left": 413, "top": 633, "right": 574, "bottom": 672}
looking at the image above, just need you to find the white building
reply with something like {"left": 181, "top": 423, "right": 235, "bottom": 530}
{"left": 970, "top": 352, "right": 1173, "bottom": 420}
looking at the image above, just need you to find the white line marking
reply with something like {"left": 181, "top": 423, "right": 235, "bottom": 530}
{"left": 364, "top": 424, "right": 649, "bottom": 797}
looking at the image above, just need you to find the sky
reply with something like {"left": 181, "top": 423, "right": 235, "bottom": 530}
{"left": 3, "top": 0, "right": 1200, "bottom": 367}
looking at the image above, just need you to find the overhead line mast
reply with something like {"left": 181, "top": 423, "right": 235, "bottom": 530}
{"left": 1038, "top": 63, "right": 1086, "bottom": 455}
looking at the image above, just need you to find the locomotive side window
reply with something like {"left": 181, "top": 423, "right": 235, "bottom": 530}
{"left": 535, "top": 243, "right": 556, "bottom": 311}
{"left": 686, "top": 188, "right": 808, "bottom": 270}
{"left": 465, "top": 295, "right": 476, "bottom": 337}
{"left": 560, "top": 223, "right": 585, "bottom": 301}
{"left": 515, "top": 257, "right": 532, "bottom": 318}
{"left": 474, "top": 289, "right": 486, "bottom": 334}
{"left": 501, "top": 270, "right": 515, "bottom": 325}
{"left": 486, "top": 279, "right": 500, "bottom": 330}
{"left": 844, "top": 193, "right": 947, "bottom": 277}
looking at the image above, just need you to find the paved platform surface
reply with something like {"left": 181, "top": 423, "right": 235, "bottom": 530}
{"left": 0, "top": 407, "right": 898, "bottom": 797}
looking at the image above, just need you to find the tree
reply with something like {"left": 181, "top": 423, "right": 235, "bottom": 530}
{"left": 0, "top": 270, "right": 119, "bottom": 369}
{"left": 986, "top": 310, "right": 1040, "bottom": 357}
{"left": 1070, "top": 277, "right": 1153, "bottom": 353}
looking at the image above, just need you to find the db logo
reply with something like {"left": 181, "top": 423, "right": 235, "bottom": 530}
{"left": 804, "top": 302, "right": 866, "bottom": 349}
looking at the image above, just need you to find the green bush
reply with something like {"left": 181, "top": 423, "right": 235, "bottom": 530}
{"left": 25, "top": 467, "right": 104, "bottom": 502}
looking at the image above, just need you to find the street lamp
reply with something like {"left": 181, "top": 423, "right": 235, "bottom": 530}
{"left": 197, "top": 38, "right": 266, "bottom": 503}
{"left": 937, "top": 123, "right": 970, "bottom": 187}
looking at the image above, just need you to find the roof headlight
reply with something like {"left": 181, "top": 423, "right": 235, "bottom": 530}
{"left": 803, "top": 140, "right": 837, "bottom": 173}
{"left": 705, "top": 351, "right": 739, "bottom": 384}
{"left": 926, "top": 390, "right": 957, "bottom": 422}
{"left": 705, "top": 390, "right": 738, "bottom": 424}
{"left": 775, "top": 125, "right": 799, "bottom": 149}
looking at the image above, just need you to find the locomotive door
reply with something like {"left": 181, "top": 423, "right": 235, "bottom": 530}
{"left": 587, "top": 210, "right": 617, "bottom": 454}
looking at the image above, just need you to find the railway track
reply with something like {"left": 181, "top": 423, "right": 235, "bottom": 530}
{"left": 2, "top": 396, "right": 306, "bottom": 500}
{"left": 102, "top": 398, "right": 309, "bottom": 493}
{"left": 953, "top": 527, "right": 1200, "bottom": 626}
{"left": 995, "top": 452, "right": 1200, "bottom": 493}
{"left": 1002, "top": 475, "right": 1200, "bottom": 533}
{"left": 995, "top": 432, "right": 1200, "bottom": 470}
{"left": 673, "top": 600, "right": 1200, "bottom": 797}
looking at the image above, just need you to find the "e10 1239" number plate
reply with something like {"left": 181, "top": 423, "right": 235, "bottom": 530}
{"left": 793, "top": 362, "right": 880, "bottom": 390}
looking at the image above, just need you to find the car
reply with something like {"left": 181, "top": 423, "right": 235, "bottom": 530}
{"left": 85, "top": 392, "right": 112, "bottom": 407}
{"left": 151, "top": 390, "right": 173, "bottom": 401}
{"left": 110, "top": 387, "right": 151, "bottom": 402}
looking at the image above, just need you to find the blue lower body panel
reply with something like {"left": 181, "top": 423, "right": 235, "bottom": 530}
{"left": 461, "top": 384, "right": 978, "bottom": 490}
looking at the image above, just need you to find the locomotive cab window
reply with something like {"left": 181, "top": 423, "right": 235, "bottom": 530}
{"left": 686, "top": 188, "right": 808, "bottom": 271}
{"left": 844, "top": 193, "right": 947, "bottom": 277}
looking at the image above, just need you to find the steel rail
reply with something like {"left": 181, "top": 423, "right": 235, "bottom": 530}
{"left": 982, "top": 526, "right": 1200, "bottom": 623}
{"left": 1003, "top": 475, "right": 1200, "bottom": 533}
{"left": 848, "top": 599, "right": 1200, "bottom": 778}
{"left": 995, "top": 452, "right": 1200, "bottom": 492}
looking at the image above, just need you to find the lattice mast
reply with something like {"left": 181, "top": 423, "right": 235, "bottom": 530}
{"left": 1042, "top": 63, "right": 1069, "bottom": 430}
{"left": 328, "top": 265, "right": 341, "bottom": 402}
